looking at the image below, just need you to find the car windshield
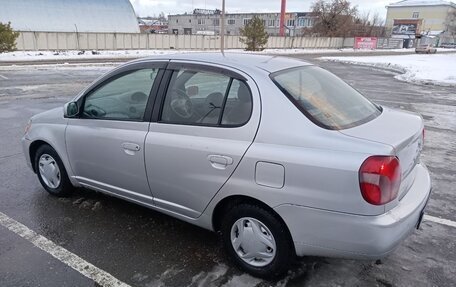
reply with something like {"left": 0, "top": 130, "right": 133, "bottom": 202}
{"left": 271, "top": 66, "right": 381, "bottom": 130}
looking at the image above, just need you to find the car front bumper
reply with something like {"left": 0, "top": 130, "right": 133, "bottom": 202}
{"left": 274, "top": 163, "right": 432, "bottom": 259}
{"left": 21, "top": 136, "right": 33, "bottom": 171}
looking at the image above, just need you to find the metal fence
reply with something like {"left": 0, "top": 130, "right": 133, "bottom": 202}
{"left": 15, "top": 32, "right": 359, "bottom": 51}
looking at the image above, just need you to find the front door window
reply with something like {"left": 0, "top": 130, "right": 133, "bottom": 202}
{"left": 83, "top": 69, "right": 158, "bottom": 121}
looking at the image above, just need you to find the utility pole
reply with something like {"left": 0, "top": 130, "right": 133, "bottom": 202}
{"left": 279, "top": 0, "right": 286, "bottom": 36}
{"left": 75, "top": 24, "right": 80, "bottom": 50}
{"left": 221, "top": 0, "right": 226, "bottom": 53}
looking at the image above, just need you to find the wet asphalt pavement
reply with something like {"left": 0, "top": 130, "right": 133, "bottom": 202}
{"left": 0, "top": 55, "right": 455, "bottom": 287}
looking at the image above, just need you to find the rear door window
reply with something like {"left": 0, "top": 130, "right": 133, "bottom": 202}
{"left": 271, "top": 66, "right": 381, "bottom": 130}
{"left": 160, "top": 69, "right": 252, "bottom": 126}
{"left": 221, "top": 80, "right": 252, "bottom": 125}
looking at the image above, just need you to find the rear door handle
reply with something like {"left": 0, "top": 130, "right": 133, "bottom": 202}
{"left": 208, "top": 155, "right": 233, "bottom": 169}
{"left": 122, "top": 142, "right": 141, "bottom": 155}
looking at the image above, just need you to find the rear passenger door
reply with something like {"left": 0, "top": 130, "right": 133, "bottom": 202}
{"left": 145, "top": 62, "right": 260, "bottom": 218}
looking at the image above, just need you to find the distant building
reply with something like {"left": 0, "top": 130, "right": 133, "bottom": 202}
{"left": 168, "top": 9, "right": 315, "bottom": 36}
{"left": 386, "top": 0, "right": 456, "bottom": 38}
{"left": 0, "top": 0, "right": 139, "bottom": 33}
{"left": 138, "top": 18, "right": 168, "bottom": 34}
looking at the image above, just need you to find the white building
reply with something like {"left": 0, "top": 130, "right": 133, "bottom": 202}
{"left": 0, "top": 0, "right": 140, "bottom": 33}
{"left": 386, "top": 0, "right": 456, "bottom": 37}
{"left": 168, "top": 9, "right": 315, "bottom": 36}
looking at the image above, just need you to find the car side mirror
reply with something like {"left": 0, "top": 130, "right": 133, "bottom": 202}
{"left": 64, "top": 102, "right": 79, "bottom": 118}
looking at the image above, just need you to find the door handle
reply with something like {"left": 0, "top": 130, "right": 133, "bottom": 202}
{"left": 208, "top": 155, "right": 233, "bottom": 169}
{"left": 122, "top": 142, "right": 141, "bottom": 155}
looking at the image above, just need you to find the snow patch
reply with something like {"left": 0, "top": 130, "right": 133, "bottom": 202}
{"left": 3, "top": 48, "right": 455, "bottom": 63}
{"left": 221, "top": 274, "right": 262, "bottom": 287}
{"left": 0, "top": 50, "right": 192, "bottom": 62}
{"left": 144, "top": 266, "right": 183, "bottom": 287}
{"left": 190, "top": 264, "right": 228, "bottom": 287}
{"left": 0, "top": 62, "right": 115, "bottom": 71}
{"left": 321, "top": 53, "right": 456, "bottom": 86}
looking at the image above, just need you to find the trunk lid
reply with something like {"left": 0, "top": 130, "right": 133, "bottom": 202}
{"left": 340, "top": 107, "right": 424, "bottom": 200}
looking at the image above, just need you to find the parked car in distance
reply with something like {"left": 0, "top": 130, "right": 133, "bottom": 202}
{"left": 415, "top": 44, "right": 437, "bottom": 54}
{"left": 440, "top": 42, "right": 456, "bottom": 48}
{"left": 22, "top": 53, "right": 432, "bottom": 278}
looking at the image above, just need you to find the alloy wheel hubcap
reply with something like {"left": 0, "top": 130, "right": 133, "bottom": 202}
{"left": 230, "top": 217, "right": 276, "bottom": 267}
{"left": 38, "top": 154, "right": 61, "bottom": 189}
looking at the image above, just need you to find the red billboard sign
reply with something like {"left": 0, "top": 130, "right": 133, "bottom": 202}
{"left": 354, "top": 37, "right": 378, "bottom": 49}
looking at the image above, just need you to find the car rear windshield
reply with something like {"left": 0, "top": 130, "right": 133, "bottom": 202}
{"left": 271, "top": 66, "right": 381, "bottom": 130}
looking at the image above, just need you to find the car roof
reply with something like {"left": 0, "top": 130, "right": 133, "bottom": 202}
{"left": 131, "top": 52, "right": 313, "bottom": 73}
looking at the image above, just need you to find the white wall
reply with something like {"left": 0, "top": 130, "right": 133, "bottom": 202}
{"left": 15, "top": 32, "right": 363, "bottom": 51}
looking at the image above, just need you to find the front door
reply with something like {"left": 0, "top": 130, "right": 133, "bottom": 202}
{"left": 145, "top": 64, "right": 260, "bottom": 218}
{"left": 66, "top": 66, "right": 162, "bottom": 202}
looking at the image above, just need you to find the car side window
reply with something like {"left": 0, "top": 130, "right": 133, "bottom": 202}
{"left": 221, "top": 80, "right": 252, "bottom": 125}
{"left": 83, "top": 69, "right": 158, "bottom": 121}
{"left": 160, "top": 69, "right": 252, "bottom": 126}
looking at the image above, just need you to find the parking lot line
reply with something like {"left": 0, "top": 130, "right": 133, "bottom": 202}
{"left": 0, "top": 74, "right": 9, "bottom": 80}
{"left": 1, "top": 211, "right": 455, "bottom": 287}
{"left": 0, "top": 211, "right": 131, "bottom": 287}
{"left": 424, "top": 214, "right": 456, "bottom": 228}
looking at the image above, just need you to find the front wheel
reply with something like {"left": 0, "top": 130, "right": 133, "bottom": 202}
{"left": 34, "top": 144, "right": 73, "bottom": 197}
{"left": 220, "top": 204, "right": 295, "bottom": 279}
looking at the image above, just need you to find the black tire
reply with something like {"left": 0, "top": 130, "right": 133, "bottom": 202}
{"left": 220, "top": 203, "right": 295, "bottom": 279}
{"left": 34, "top": 144, "right": 73, "bottom": 197}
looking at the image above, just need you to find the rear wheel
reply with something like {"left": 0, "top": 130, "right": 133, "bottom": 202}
{"left": 220, "top": 203, "right": 294, "bottom": 279}
{"left": 34, "top": 144, "right": 73, "bottom": 197}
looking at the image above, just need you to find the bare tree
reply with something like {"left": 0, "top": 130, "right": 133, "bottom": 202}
{"left": 309, "top": 0, "right": 358, "bottom": 37}
{"left": 359, "top": 10, "right": 371, "bottom": 27}
{"left": 306, "top": 1, "right": 386, "bottom": 37}
{"left": 354, "top": 10, "right": 386, "bottom": 37}
{"left": 371, "top": 12, "right": 385, "bottom": 27}
{"left": 158, "top": 12, "right": 167, "bottom": 22}
{"left": 371, "top": 12, "right": 386, "bottom": 36}
{"left": 445, "top": 9, "right": 456, "bottom": 36}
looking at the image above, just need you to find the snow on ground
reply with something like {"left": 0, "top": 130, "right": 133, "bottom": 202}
{"left": 256, "top": 48, "right": 420, "bottom": 54}
{"left": 2, "top": 48, "right": 455, "bottom": 63}
{"left": 2, "top": 48, "right": 456, "bottom": 87}
{"left": 0, "top": 62, "right": 117, "bottom": 71}
{"left": 0, "top": 49, "right": 189, "bottom": 62}
{"left": 321, "top": 53, "right": 456, "bottom": 86}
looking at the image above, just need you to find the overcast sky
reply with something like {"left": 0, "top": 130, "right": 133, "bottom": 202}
{"left": 130, "top": 0, "right": 393, "bottom": 18}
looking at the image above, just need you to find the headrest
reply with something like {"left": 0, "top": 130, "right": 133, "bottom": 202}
{"left": 237, "top": 82, "right": 250, "bottom": 103}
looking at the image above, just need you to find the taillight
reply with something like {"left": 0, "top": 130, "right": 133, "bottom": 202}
{"left": 359, "top": 156, "right": 401, "bottom": 205}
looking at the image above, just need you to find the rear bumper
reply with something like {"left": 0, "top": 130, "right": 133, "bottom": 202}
{"left": 274, "top": 163, "right": 431, "bottom": 259}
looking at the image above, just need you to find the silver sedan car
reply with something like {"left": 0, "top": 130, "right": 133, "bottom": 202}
{"left": 22, "top": 53, "right": 431, "bottom": 278}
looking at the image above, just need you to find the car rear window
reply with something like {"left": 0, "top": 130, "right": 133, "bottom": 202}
{"left": 271, "top": 66, "right": 381, "bottom": 130}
